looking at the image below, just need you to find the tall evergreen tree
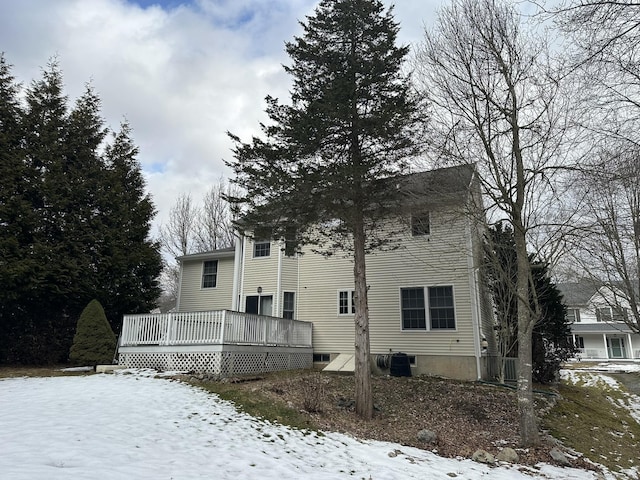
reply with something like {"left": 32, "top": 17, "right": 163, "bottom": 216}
{"left": 0, "top": 54, "right": 31, "bottom": 362}
{"left": 96, "top": 122, "right": 162, "bottom": 333}
{"left": 14, "top": 59, "right": 74, "bottom": 363}
{"left": 227, "top": 0, "right": 421, "bottom": 419}
{"left": 0, "top": 57, "right": 162, "bottom": 363}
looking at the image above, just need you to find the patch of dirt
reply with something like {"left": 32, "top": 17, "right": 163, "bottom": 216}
{"left": 205, "top": 370, "right": 598, "bottom": 471}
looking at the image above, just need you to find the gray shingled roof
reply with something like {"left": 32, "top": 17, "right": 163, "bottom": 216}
{"left": 399, "top": 163, "right": 476, "bottom": 208}
{"left": 176, "top": 247, "right": 236, "bottom": 261}
{"left": 557, "top": 282, "right": 599, "bottom": 307}
{"left": 558, "top": 280, "right": 640, "bottom": 307}
{"left": 400, "top": 163, "right": 475, "bottom": 196}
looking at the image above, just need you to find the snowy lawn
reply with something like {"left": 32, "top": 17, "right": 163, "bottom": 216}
{"left": 0, "top": 370, "right": 599, "bottom": 480}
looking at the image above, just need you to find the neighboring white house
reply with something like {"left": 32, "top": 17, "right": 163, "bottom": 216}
{"left": 175, "top": 164, "right": 497, "bottom": 381}
{"left": 559, "top": 282, "right": 640, "bottom": 361}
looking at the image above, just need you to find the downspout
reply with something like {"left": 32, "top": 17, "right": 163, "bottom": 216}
{"left": 466, "top": 217, "right": 483, "bottom": 381}
{"left": 276, "top": 239, "right": 283, "bottom": 317}
{"left": 239, "top": 235, "right": 247, "bottom": 312}
{"left": 297, "top": 249, "right": 301, "bottom": 319}
{"left": 231, "top": 231, "right": 244, "bottom": 311}
{"left": 176, "top": 257, "right": 183, "bottom": 312}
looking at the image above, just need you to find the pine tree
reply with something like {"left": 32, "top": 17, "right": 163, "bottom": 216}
{"left": 16, "top": 59, "right": 74, "bottom": 363}
{"left": 227, "top": 0, "right": 421, "bottom": 419}
{"left": 0, "top": 54, "right": 30, "bottom": 362}
{"left": 0, "top": 57, "right": 162, "bottom": 364}
{"left": 531, "top": 264, "right": 573, "bottom": 384}
{"left": 96, "top": 122, "right": 162, "bottom": 333}
{"left": 69, "top": 299, "right": 117, "bottom": 366}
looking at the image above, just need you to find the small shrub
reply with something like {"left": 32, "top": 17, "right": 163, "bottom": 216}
{"left": 69, "top": 300, "right": 116, "bottom": 366}
{"left": 300, "top": 373, "right": 326, "bottom": 413}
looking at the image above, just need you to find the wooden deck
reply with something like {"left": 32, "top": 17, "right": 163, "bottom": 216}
{"left": 118, "top": 310, "right": 313, "bottom": 376}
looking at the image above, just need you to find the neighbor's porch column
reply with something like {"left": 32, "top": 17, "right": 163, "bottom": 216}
{"left": 627, "top": 334, "right": 634, "bottom": 359}
{"left": 603, "top": 334, "right": 609, "bottom": 359}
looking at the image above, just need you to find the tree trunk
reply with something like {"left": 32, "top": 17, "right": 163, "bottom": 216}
{"left": 353, "top": 213, "right": 373, "bottom": 420}
{"left": 515, "top": 226, "right": 539, "bottom": 446}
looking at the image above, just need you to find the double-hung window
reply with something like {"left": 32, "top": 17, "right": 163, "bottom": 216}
{"left": 401, "top": 286, "right": 455, "bottom": 330}
{"left": 201, "top": 260, "right": 218, "bottom": 288}
{"left": 401, "top": 288, "right": 426, "bottom": 329}
{"left": 253, "top": 227, "right": 271, "bottom": 258}
{"left": 428, "top": 286, "right": 456, "bottom": 329}
{"left": 283, "top": 292, "right": 295, "bottom": 319}
{"left": 567, "top": 308, "right": 581, "bottom": 323}
{"left": 253, "top": 240, "right": 271, "bottom": 258}
{"left": 612, "top": 307, "right": 629, "bottom": 323}
{"left": 596, "top": 307, "right": 612, "bottom": 322}
{"left": 411, "top": 211, "right": 430, "bottom": 236}
{"left": 338, "top": 290, "right": 356, "bottom": 315}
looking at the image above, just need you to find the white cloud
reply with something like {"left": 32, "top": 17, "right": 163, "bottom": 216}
{"left": 0, "top": 0, "right": 439, "bottom": 237}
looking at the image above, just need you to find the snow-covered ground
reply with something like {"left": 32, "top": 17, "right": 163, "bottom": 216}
{"left": 0, "top": 369, "right": 617, "bottom": 480}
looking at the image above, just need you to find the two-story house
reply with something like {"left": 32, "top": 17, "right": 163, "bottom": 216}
{"left": 174, "top": 164, "right": 497, "bottom": 381}
{"left": 560, "top": 281, "right": 640, "bottom": 361}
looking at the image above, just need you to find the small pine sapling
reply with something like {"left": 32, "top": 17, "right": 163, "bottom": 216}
{"left": 69, "top": 299, "right": 117, "bottom": 366}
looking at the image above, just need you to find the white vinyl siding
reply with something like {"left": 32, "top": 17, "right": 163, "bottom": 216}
{"left": 297, "top": 209, "right": 477, "bottom": 356}
{"left": 176, "top": 202, "right": 484, "bottom": 363}
{"left": 177, "top": 256, "right": 235, "bottom": 312}
{"left": 242, "top": 238, "right": 279, "bottom": 311}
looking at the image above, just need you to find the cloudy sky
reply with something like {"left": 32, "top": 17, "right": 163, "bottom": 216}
{"left": 0, "top": 0, "right": 443, "bottom": 236}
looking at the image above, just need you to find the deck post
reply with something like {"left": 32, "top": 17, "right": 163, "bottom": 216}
{"left": 220, "top": 310, "right": 227, "bottom": 344}
{"left": 165, "top": 313, "right": 173, "bottom": 346}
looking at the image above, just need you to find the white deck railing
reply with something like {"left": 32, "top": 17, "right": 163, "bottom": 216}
{"left": 120, "top": 310, "right": 312, "bottom": 348}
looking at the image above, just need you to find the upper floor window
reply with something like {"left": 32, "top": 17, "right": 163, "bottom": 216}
{"left": 253, "top": 241, "right": 271, "bottom": 258}
{"left": 567, "top": 308, "right": 581, "bottom": 323}
{"left": 596, "top": 307, "right": 612, "bottom": 322}
{"left": 401, "top": 286, "right": 455, "bottom": 330}
{"left": 284, "top": 225, "right": 298, "bottom": 257}
{"left": 253, "top": 226, "right": 272, "bottom": 258}
{"left": 612, "top": 307, "right": 629, "bottom": 323}
{"left": 411, "top": 211, "right": 430, "bottom": 236}
{"left": 338, "top": 290, "right": 355, "bottom": 315}
{"left": 201, "top": 260, "right": 218, "bottom": 288}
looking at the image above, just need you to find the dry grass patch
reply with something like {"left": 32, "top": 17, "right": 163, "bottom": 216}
{"left": 542, "top": 372, "right": 640, "bottom": 477}
{"left": 192, "top": 369, "right": 596, "bottom": 470}
{"left": 0, "top": 366, "right": 93, "bottom": 378}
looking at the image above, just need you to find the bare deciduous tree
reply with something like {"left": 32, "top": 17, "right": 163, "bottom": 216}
{"left": 542, "top": 2, "right": 640, "bottom": 329}
{"left": 568, "top": 140, "right": 640, "bottom": 332}
{"left": 195, "top": 178, "right": 238, "bottom": 252}
{"left": 414, "top": 0, "right": 572, "bottom": 446}
{"left": 547, "top": 1, "right": 640, "bottom": 143}
{"left": 158, "top": 182, "right": 237, "bottom": 310}
{"left": 159, "top": 193, "right": 198, "bottom": 259}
